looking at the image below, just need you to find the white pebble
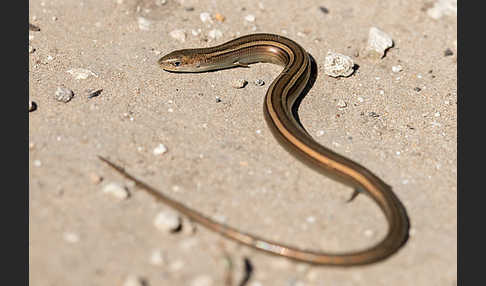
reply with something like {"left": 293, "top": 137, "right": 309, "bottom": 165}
{"left": 54, "top": 87, "right": 75, "bottom": 103}
{"left": 200, "top": 12, "right": 212, "bottom": 23}
{"left": 434, "top": 112, "right": 441, "bottom": 117}
{"left": 66, "top": 68, "right": 98, "bottom": 80}
{"left": 306, "top": 216, "right": 316, "bottom": 223}
{"left": 254, "top": 79, "right": 265, "bottom": 86}
{"left": 392, "top": 65, "right": 403, "bottom": 72}
{"left": 33, "top": 160, "right": 42, "bottom": 167}
{"left": 336, "top": 99, "right": 347, "bottom": 108}
{"left": 191, "top": 29, "right": 201, "bottom": 36}
{"left": 102, "top": 182, "right": 129, "bottom": 200}
{"left": 208, "top": 29, "right": 223, "bottom": 40}
{"left": 123, "top": 275, "right": 146, "bottom": 286}
{"left": 63, "top": 232, "right": 80, "bottom": 243}
{"left": 316, "top": 130, "right": 325, "bottom": 137}
{"left": 324, "top": 51, "right": 355, "bottom": 77}
{"left": 297, "top": 31, "right": 306, "bottom": 37}
{"left": 190, "top": 275, "right": 213, "bottom": 286}
{"left": 232, "top": 79, "right": 248, "bottom": 88}
{"left": 427, "top": 0, "right": 457, "bottom": 19}
{"left": 366, "top": 27, "right": 394, "bottom": 58}
{"left": 150, "top": 249, "right": 165, "bottom": 265}
{"left": 153, "top": 143, "right": 168, "bottom": 155}
{"left": 357, "top": 97, "right": 364, "bottom": 102}
{"left": 364, "top": 229, "right": 374, "bottom": 237}
{"left": 154, "top": 210, "right": 182, "bottom": 233}
{"left": 170, "top": 29, "right": 186, "bottom": 42}
{"left": 409, "top": 228, "right": 416, "bottom": 236}
{"left": 244, "top": 14, "right": 256, "bottom": 22}
{"left": 137, "top": 17, "right": 151, "bottom": 31}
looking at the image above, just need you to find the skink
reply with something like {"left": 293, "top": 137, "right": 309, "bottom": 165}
{"left": 99, "top": 33, "right": 409, "bottom": 266}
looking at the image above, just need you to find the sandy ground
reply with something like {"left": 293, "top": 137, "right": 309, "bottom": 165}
{"left": 29, "top": 0, "right": 457, "bottom": 285}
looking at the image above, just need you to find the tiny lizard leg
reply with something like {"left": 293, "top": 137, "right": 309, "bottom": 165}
{"left": 346, "top": 188, "right": 365, "bottom": 203}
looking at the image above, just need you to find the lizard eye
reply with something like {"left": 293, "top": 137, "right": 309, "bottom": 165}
{"left": 173, "top": 61, "right": 181, "bottom": 67}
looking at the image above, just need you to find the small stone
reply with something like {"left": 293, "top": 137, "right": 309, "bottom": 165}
{"left": 392, "top": 65, "right": 403, "bottom": 72}
{"left": 208, "top": 29, "right": 223, "bottom": 40}
{"left": 182, "top": 218, "right": 197, "bottom": 235}
{"left": 169, "top": 29, "right": 186, "bottom": 42}
{"left": 63, "top": 232, "right": 80, "bottom": 243}
{"left": 54, "top": 86, "right": 75, "bottom": 103}
{"left": 153, "top": 143, "right": 168, "bottom": 155}
{"left": 427, "top": 0, "right": 457, "bottom": 19}
{"left": 244, "top": 14, "right": 255, "bottom": 22}
{"left": 89, "top": 172, "right": 103, "bottom": 184}
{"left": 137, "top": 17, "right": 151, "bottom": 31}
{"left": 366, "top": 27, "right": 394, "bottom": 58}
{"left": 102, "top": 182, "right": 129, "bottom": 200}
{"left": 336, "top": 99, "right": 347, "bottom": 108}
{"left": 122, "top": 275, "right": 147, "bottom": 286}
{"left": 66, "top": 68, "right": 98, "bottom": 80}
{"left": 190, "top": 275, "right": 213, "bottom": 286}
{"left": 324, "top": 51, "right": 355, "bottom": 77}
{"left": 213, "top": 13, "right": 225, "bottom": 22}
{"left": 215, "top": 97, "right": 222, "bottom": 103}
{"left": 29, "top": 45, "right": 35, "bottom": 53}
{"left": 364, "top": 229, "right": 374, "bottom": 237}
{"left": 444, "top": 48, "right": 454, "bottom": 56}
{"left": 87, "top": 89, "right": 103, "bottom": 99}
{"left": 232, "top": 79, "right": 248, "bottom": 88}
{"left": 150, "top": 249, "right": 165, "bottom": 265}
{"left": 414, "top": 87, "right": 422, "bottom": 92}
{"left": 254, "top": 79, "right": 265, "bottom": 86}
{"left": 29, "top": 23, "right": 41, "bottom": 31}
{"left": 29, "top": 100, "right": 37, "bottom": 112}
{"left": 155, "top": 0, "right": 167, "bottom": 6}
{"left": 306, "top": 216, "right": 316, "bottom": 223}
{"left": 319, "top": 6, "right": 329, "bottom": 14}
{"left": 33, "top": 160, "right": 42, "bottom": 167}
{"left": 154, "top": 210, "right": 182, "bottom": 233}
{"left": 200, "top": 12, "right": 212, "bottom": 23}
